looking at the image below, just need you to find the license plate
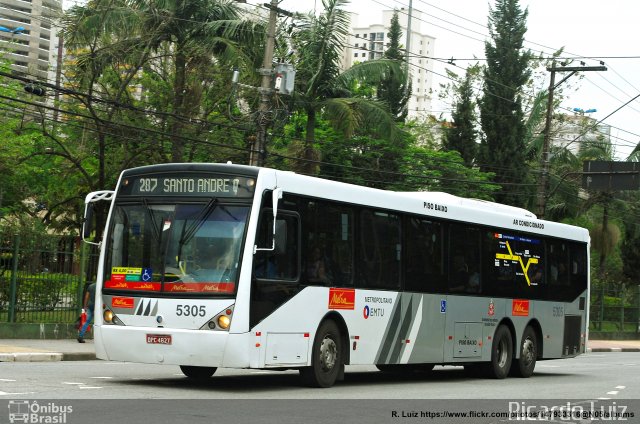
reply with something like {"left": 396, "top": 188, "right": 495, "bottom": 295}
{"left": 146, "top": 334, "right": 172, "bottom": 345}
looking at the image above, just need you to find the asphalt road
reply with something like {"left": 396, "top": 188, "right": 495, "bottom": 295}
{"left": 1, "top": 353, "right": 638, "bottom": 423}
{"left": 0, "top": 352, "right": 637, "bottom": 399}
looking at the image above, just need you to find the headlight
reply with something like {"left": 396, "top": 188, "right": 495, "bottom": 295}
{"left": 103, "top": 309, "right": 124, "bottom": 325}
{"left": 217, "top": 315, "right": 231, "bottom": 329}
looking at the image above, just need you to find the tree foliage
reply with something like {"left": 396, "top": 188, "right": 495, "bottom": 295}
{"left": 442, "top": 66, "right": 479, "bottom": 167}
{"left": 478, "top": 0, "right": 533, "bottom": 207}
{"left": 288, "top": 0, "right": 401, "bottom": 173}
{"left": 376, "top": 10, "right": 411, "bottom": 122}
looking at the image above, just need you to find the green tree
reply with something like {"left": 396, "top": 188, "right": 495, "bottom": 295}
{"left": 620, "top": 192, "right": 640, "bottom": 282}
{"left": 478, "top": 0, "right": 533, "bottom": 207}
{"left": 442, "top": 66, "right": 479, "bottom": 167}
{"left": 290, "top": 0, "right": 401, "bottom": 174}
{"left": 37, "top": 0, "right": 260, "bottom": 237}
{"left": 63, "top": 0, "right": 259, "bottom": 162}
{"left": 377, "top": 10, "right": 411, "bottom": 122}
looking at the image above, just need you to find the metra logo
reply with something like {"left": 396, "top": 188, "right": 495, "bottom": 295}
{"left": 112, "top": 297, "right": 134, "bottom": 309}
{"left": 512, "top": 299, "right": 530, "bottom": 316}
{"left": 328, "top": 288, "right": 355, "bottom": 310}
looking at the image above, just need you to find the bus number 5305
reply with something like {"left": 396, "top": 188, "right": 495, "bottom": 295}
{"left": 176, "top": 305, "right": 206, "bottom": 317}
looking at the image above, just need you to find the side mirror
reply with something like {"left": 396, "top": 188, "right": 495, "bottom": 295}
{"left": 274, "top": 219, "right": 287, "bottom": 255}
{"left": 82, "top": 203, "right": 94, "bottom": 241}
{"left": 254, "top": 188, "right": 284, "bottom": 254}
{"left": 81, "top": 190, "right": 115, "bottom": 246}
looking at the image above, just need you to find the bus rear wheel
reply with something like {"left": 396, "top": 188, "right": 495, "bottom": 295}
{"left": 511, "top": 326, "right": 537, "bottom": 378}
{"left": 180, "top": 365, "right": 217, "bottom": 380}
{"left": 487, "top": 325, "right": 513, "bottom": 379}
{"left": 300, "top": 320, "right": 343, "bottom": 388}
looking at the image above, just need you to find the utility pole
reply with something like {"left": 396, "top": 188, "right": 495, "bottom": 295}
{"left": 403, "top": 0, "right": 413, "bottom": 93}
{"left": 535, "top": 63, "right": 607, "bottom": 219}
{"left": 249, "top": 0, "right": 279, "bottom": 167}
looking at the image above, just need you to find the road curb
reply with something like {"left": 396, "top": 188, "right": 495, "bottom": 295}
{"left": 588, "top": 348, "right": 640, "bottom": 353}
{"left": 0, "top": 352, "right": 63, "bottom": 362}
{"left": 62, "top": 352, "right": 97, "bottom": 361}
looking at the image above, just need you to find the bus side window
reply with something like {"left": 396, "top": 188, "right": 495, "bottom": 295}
{"left": 405, "top": 217, "right": 444, "bottom": 293}
{"left": 547, "top": 240, "right": 572, "bottom": 301}
{"left": 357, "top": 210, "right": 401, "bottom": 290}
{"left": 254, "top": 211, "right": 299, "bottom": 280}
{"left": 301, "top": 200, "right": 354, "bottom": 287}
{"left": 448, "top": 225, "right": 481, "bottom": 294}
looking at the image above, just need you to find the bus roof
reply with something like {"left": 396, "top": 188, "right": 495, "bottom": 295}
{"left": 115, "top": 163, "right": 589, "bottom": 243}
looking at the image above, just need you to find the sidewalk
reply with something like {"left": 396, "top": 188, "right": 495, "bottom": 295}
{"left": 587, "top": 339, "right": 640, "bottom": 353}
{"left": 0, "top": 338, "right": 638, "bottom": 362}
{"left": 0, "top": 339, "right": 96, "bottom": 362}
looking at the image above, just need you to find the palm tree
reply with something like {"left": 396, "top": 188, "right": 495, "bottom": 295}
{"left": 289, "top": 0, "right": 402, "bottom": 174}
{"left": 63, "top": 0, "right": 263, "bottom": 162}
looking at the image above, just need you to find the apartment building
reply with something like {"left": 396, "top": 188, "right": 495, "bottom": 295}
{"left": 343, "top": 8, "right": 435, "bottom": 117}
{"left": 554, "top": 113, "right": 611, "bottom": 155}
{"left": 0, "top": 0, "right": 62, "bottom": 82}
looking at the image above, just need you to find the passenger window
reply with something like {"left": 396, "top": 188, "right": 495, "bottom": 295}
{"left": 254, "top": 211, "right": 299, "bottom": 280}
{"left": 405, "top": 217, "right": 444, "bottom": 292}
{"left": 357, "top": 210, "right": 401, "bottom": 290}
{"left": 301, "top": 201, "right": 353, "bottom": 287}
{"left": 449, "top": 225, "right": 481, "bottom": 294}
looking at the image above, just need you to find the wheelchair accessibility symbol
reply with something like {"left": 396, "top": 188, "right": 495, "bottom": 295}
{"left": 142, "top": 268, "right": 153, "bottom": 282}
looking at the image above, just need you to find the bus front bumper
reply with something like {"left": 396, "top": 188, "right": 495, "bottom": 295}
{"left": 95, "top": 325, "right": 247, "bottom": 368}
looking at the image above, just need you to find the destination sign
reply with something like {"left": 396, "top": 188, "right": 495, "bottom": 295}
{"left": 120, "top": 174, "right": 255, "bottom": 197}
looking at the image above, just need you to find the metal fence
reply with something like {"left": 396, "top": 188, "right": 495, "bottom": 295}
{"left": 590, "top": 284, "right": 640, "bottom": 334}
{"left": 0, "top": 233, "right": 98, "bottom": 323}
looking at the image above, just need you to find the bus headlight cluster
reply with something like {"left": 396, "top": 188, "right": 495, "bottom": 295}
{"left": 217, "top": 315, "right": 231, "bottom": 329}
{"left": 200, "top": 305, "right": 234, "bottom": 331}
{"left": 103, "top": 309, "right": 124, "bottom": 325}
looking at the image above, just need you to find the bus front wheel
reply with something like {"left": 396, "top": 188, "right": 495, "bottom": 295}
{"left": 180, "top": 365, "right": 217, "bottom": 380}
{"left": 487, "top": 325, "right": 513, "bottom": 379}
{"left": 300, "top": 320, "right": 343, "bottom": 388}
{"left": 511, "top": 326, "right": 537, "bottom": 378}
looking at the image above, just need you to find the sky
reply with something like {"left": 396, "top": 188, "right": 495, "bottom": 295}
{"left": 280, "top": 0, "right": 640, "bottom": 160}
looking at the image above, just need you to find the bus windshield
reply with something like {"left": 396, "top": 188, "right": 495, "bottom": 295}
{"left": 104, "top": 202, "right": 249, "bottom": 294}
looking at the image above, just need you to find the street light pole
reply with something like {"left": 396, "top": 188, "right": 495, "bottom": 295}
{"left": 535, "top": 63, "right": 607, "bottom": 219}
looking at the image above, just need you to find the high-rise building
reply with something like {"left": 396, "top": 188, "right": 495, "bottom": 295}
{"left": 554, "top": 113, "right": 611, "bottom": 155}
{"left": 0, "top": 0, "right": 62, "bottom": 82}
{"left": 343, "top": 9, "right": 435, "bottom": 118}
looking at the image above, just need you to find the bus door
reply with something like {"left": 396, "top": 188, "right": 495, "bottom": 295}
{"left": 400, "top": 217, "right": 447, "bottom": 364}
{"left": 445, "top": 225, "right": 484, "bottom": 362}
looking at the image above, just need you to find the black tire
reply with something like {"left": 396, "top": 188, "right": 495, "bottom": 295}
{"left": 180, "top": 365, "right": 217, "bottom": 380}
{"left": 488, "top": 325, "right": 513, "bottom": 379}
{"left": 511, "top": 326, "right": 537, "bottom": 378}
{"left": 300, "top": 320, "right": 342, "bottom": 388}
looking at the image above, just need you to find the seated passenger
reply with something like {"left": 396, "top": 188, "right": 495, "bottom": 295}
{"left": 195, "top": 242, "right": 235, "bottom": 282}
{"left": 449, "top": 255, "right": 469, "bottom": 292}
{"left": 307, "top": 246, "right": 332, "bottom": 284}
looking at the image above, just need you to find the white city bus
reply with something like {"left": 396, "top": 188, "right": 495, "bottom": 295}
{"left": 83, "top": 163, "right": 589, "bottom": 387}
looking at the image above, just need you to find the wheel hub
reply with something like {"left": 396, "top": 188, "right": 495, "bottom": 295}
{"left": 522, "top": 338, "right": 535, "bottom": 366}
{"left": 319, "top": 337, "right": 337, "bottom": 371}
{"left": 497, "top": 339, "right": 508, "bottom": 368}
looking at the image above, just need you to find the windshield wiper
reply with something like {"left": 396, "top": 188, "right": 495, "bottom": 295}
{"left": 142, "top": 198, "right": 162, "bottom": 243}
{"left": 178, "top": 198, "right": 219, "bottom": 247}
